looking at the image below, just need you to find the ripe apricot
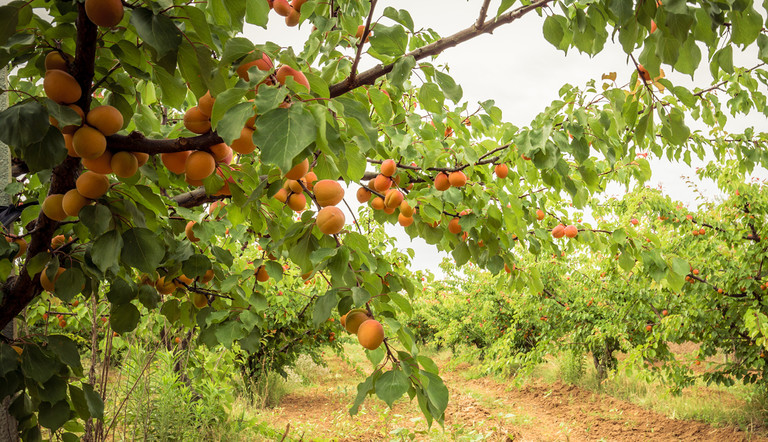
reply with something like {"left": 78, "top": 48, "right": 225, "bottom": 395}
{"left": 208, "top": 200, "right": 226, "bottom": 215}
{"left": 637, "top": 64, "right": 651, "bottom": 82}
{"left": 45, "top": 51, "right": 72, "bottom": 71}
{"left": 44, "top": 70, "right": 82, "bottom": 104}
{"left": 380, "top": 159, "right": 397, "bottom": 177}
{"left": 345, "top": 310, "right": 369, "bottom": 334}
{"left": 304, "top": 171, "right": 317, "bottom": 190}
{"left": 536, "top": 209, "right": 545, "bottom": 220}
{"left": 291, "top": 0, "right": 307, "bottom": 12}
{"left": 72, "top": 125, "right": 107, "bottom": 159}
{"left": 256, "top": 265, "right": 269, "bottom": 282}
{"left": 276, "top": 65, "right": 310, "bottom": 91}
{"left": 564, "top": 225, "right": 578, "bottom": 238}
{"left": 63, "top": 134, "right": 77, "bottom": 157}
{"left": 287, "top": 179, "right": 303, "bottom": 193}
{"left": 82, "top": 150, "right": 113, "bottom": 174}
{"left": 236, "top": 53, "right": 273, "bottom": 81}
{"left": 231, "top": 127, "right": 256, "bottom": 154}
{"left": 373, "top": 174, "right": 392, "bottom": 192}
{"left": 383, "top": 206, "right": 395, "bottom": 215}
{"left": 317, "top": 206, "right": 345, "bottom": 234}
{"left": 495, "top": 163, "right": 508, "bottom": 178}
{"left": 86, "top": 105, "right": 123, "bottom": 135}
{"left": 111, "top": 151, "right": 138, "bottom": 177}
{"left": 449, "top": 171, "right": 467, "bottom": 187}
{"left": 133, "top": 152, "right": 149, "bottom": 166}
{"left": 357, "top": 319, "right": 384, "bottom": 350}
{"left": 76, "top": 171, "right": 110, "bottom": 199}
{"left": 85, "top": 0, "right": 124, "bottom": 27}
{"left": 51, "top": 234, "right": 69, "bottom": 249}
{"left": 384, "top": 189, "right": 403, "bottom": 209}
{"left": 161, "top": 151, "right": 190, "bottom": 174}
{"left": 185, "top": 151, "right": 216, "bottom": 180}
{"left": 156, "top": 276, "right": 176, "bottom": 295}
{"left": 210, "top": 143, "right": 232, "bottom": 162}
{"left": 273, "top": 0, "right": 293, "bottom": 16}
{"left": 434, "top": 172, "right": 450, "bottom": 191}
{"left": 285, "top": 8, "right": 300, "bottom": 26}
{"left": 551, "top": 224, "right": 565, "bottom": 239}
{"left": 41, "top": 267, "right": 65, "bottom": 292}
{"left": 356, "top": 187, "right": 371, "bottom": 203}
{"left": 42, "top": 194, "right": 68, "bottom": 221}
{"left": 398, "top": 213, "right": 413, "bottom": 227}
{"left": 314, "top": 180, "right": 345, "bottom": 206}
{"left": 7, "top": 237, "right": 27, "bottom": 259}
{"left": 62, "top": 189, "right": 90, "bottom": 217}
{"left": 355, "top": 25, "right": 371, "bottom": 42}
{"left": 201, "top": 269, "right": 215, "bottom": 284}
{"left": 185, "top": 221, "right": 199, "bottom": 242}
{"left": 183, "top": 106, "right": 211, "bottom": 134}
{"left": 285, "top": 158, "right": 309, "bottom": 180}
{"left": 274, "top": 188, "right": 289, "bottom": 203}
{"left": 192, "top": 292, "right": 208, "bottom": 308}
{"left": 399, "top": 200, "right": 414, "bottom": 217}
{"left": 448, "top": 217, "right": 462, "bottom": 234}
{"left": 176, "top": 274, "right": 194, "bottom": 287}
{"left": 371, "top": 197, "right": 385, "bottom": 211}
{"left": 287, "top": 192, "right": 307, "bottom": 211}
{"left": 198, "top": 91, "right": 215, "bottom": 118}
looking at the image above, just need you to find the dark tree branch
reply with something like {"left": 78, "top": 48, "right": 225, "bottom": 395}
{"left": 347, "top": 0, "right": 378, "bottom": 87}
{"left": 329, "top": 0, "right": 555, "bottom": 97}
{"left": 107, "top": 131, "right": 224, "bottom": 154}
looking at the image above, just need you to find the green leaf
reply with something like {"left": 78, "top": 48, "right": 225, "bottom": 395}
{"left": 418, "top": 83, "right": 444, "bottom": 113}
{"left": 434, "top": 72, "right": 462, "bottom": 103}
{"left": 22, "top": 344, "right": 61, "bottom": 384}
{"left": 350, "top": 371, "right": 376, "bottom": 415}
{"left": 110, "top": 303, "right": 141, "bottom": 334}
{"left": 452, "top": 242, "right": 470, "bottom": 266}
{"left": 0, "top": 4, "right": 20, "bottom": 46}
{"left": 422, "top": 371, "right": 449, "bottom": 420}
{"left": 154, "top": 67, "right": 186, "bottom": 110}
{"left": 352, "top": 287, "right": 370, "bottom": 306}
{"left": 53, "top": 268, "right": 84, "bottom": 303}
{"left": 79, "top": 205, "right": 112, "bottom": 237}
{"left": 542, "top": 15, "right": 567, "bottom": 51}
{"left": 24, "top": 126, "right": 67, "bottom": 172}
{"left": 69, "top": 385, "right": 89, "bottom": 420}
{"left": 387, "top": 56, "right": 416, "bottom": 91}
{"left": 82, "top": 383, "right": 104, "bottom": 419}
{"left": 313, "top": 290, "right": 337, "bottom": 326}
{"left": 130, "top": 8, "right": 182, "bottom": 59}
{"left": 254, "top": 106, "right": 317, "bottom": 173}
{"left": 38, "top": 400, "right": 70, "bottom": 431}
{"left": 121, "top": 228, "right": 165, "bottom": 274}
{"left": 215, "top": 102, "right": 254, "bottom": 145}
{"left": 45, "top": 100, "right": 82, "bottom": 128}
{"left": 731, "top": 6, "right": 762, "bottom": 47}
{"left": 245, "top": 0, "right": 269, "bottom": 27}
{"left": 106, "top": 278, "right": 136, "bottom": 305}
{"left": 669, "top": 257, "right": 689, "bottom": 276}
{"left": 182, "top": 254, "right": 212, "bottom": 279}
{"left": 91, "top": 230, "right": 123, "bottom": 273}
{"left": 47, "top": 335, "right": 82, "bottom": 376}
{"left": 382, "top": 7, "right": 414, "bottom": 32}
{"left": 375, "top": 369, "right": 410, "bottom": 407}
{"left": 210, "top": 88, "right": 248, "bottom": 132}
{"left": 0, "top": 100, "right": 49, "bottom": 148}
{"left": 368, "top": 24, "right": 409, "bottom": 57}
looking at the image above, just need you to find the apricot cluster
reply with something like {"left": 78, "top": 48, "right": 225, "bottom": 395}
{"left": 269, "top": 0, "right": 306, "bottom": 27}
{"left": 359, "top": 160, "right": 415, "bottom": 227}
{"left": 340, "top": 308, "right": 384, "bottom": 350}
{"left": 551, "top": 224, "right": 578, "bottom": 239}
{"left": 274, "top": 158, "right": 315, "bottom": 211}
{"left": 434, "top": 170, "right": 467, "bottom": 191}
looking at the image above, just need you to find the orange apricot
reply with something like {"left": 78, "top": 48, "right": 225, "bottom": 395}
{"left": 304, "top": 171, "right": 317, "bottom": 189}
{"left": 551, "top": 224, "right": 565, "bottom": 239}
{"left": 434, "top": 172, "right": 450, "bottom": 191}
{"left": 316, "top": 206, "right": 345, "bottom": 235}
{"left": 185, "top": 221, "right": 199, "bottom": 242}
{"left": 287, "top": 193, "right": 307, "bottom": 211}
{"left": 373, "top": 174, "right": 392, "bottom": 192}
{"left": 286, "top": 179, "right": 304, "bottom": 193}
{"left": 44, "top": 70, "right": 81, "bottom": 104}
{"left": 637, "top": 64, "right": 651, "bottom": 82}
{"left": 345, "top": 310, "right": 369, "bottom": 334}
{"left": 285, "top": 158, "right": 309, "bottom": 180}
{"left": 86, "top": 105, "right": 123, "bottom": 135}
{"left": 62, "top": 189, "right": 90, "bottom": 217}
{"left": 357, "top": 319, "right": 384, "bottom": 350}
{"left": 398, "top": 213, "right": 413, "bottom": 227}
{"left": 72, "top": 125, "right": 107, "bottom": 159}
{"left": 209, "top": 143, "right": 231, "bottom": 162}
{"left": 384, "top": 189, "right": 403, "bottom": 209}
{"left": 285, "top": 8, "right": 300, "bottom": 26}
{"left": 448, "top": 217, "right": 462, "bottom": 234}
{"left": 133, "top": 152, "right": 149, "bottom": 166}
{"left": 76, "top": 171, "right": 110, "bottom": 199}
{"left": 161, "top": 151, "right": 191, "bottom": 175}
{"left": 276, "top": 65, "right": 310, "bottom": 91}
{"left": 536, "top": 209, "right": 545, "bottom": 220}
{"left": 313, "top": 180, "right": 345, "bottom": 207}
{"left": 42, "top": 194, "right": 68, "bottom": 221}
{"left": 198, "top": 91, "right": 215, "bottom": 118}
{"left": 355, "top": 25, "right": 371, "bottom": 42}
{"left": 256, "top": 265, "right": 270, "bottom": 282}
{"left": 155, "top": 276, "right": 176, "bottom": 295}
{"left": 399, "top": 200, "right": 414, "bottom": 217}
{"left": 494, "top": 163, "right": 508, "bottom": 178}
{"left": 44, "top": 51, "right": 72, "bottom": 71}
{"left": 84, "top": 0, "right": 124, "bottom": 27}
{"left": 9, "top": 237, "right": 27, "bottom": 259}
{"left": 201, "top": 269, "right": 215, "bottom": 284}
{"left": 192, "top": 292, "right": 208, "bottom": 308}
{"left": 448, "top": 171, "right": 467, "bottom": 187}
{"left": 356, "top": 187, "right": 371, "bottom": 203}
{"left": 380, "top": 159, "right": 397, "bottom": 177}
{"left": 183, "top": 106, "right": 211, "bottom": 134}
{"left": 273, "top": 0, "right": 293, "bottom": 16}
{"left": 82, "top": 149, "right": 113, "bottom": 174}
{"left": 41, "top": 267, "right": 65, "bottom": 292}
{"left": 291, "top": 0, "right": 307, "bottom": 11}
{"left": 63, "top": 134, "right": 77, "bottom": 157}
{"left": 274, "top": 188, "right": 289, "bottom": 203}
{"left": 236, "top": 53, "right": 273, "bottom": 81}
{"left": 111, "top": 151, "right": 138, "bottom": 177}
{"left": 185, "top": 151, "right": 216, "bottom": 180}
{"left": 564, "top": 225, "right": 578, "bottom": 238}
{"left": 370, "top": 197, "right": 385, "bottom": 211}
{"left": 231, "top": 127, "right": 256, "bottom": 154}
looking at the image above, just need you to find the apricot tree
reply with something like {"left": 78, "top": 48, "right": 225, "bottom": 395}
{"left": 0, "top": 0, "right": 767, "bottom": 439}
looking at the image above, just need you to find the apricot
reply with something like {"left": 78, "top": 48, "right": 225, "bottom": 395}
{"left": 76, "top": 171, "right": 110, "bottom": 199}
{"left": 185, "top": 151, "right": 216, "bottom": 180}
{"left": 155, "top": 276, "right": 176, "bottom": 295}
{"left": 370, "top": 197, "right": 385, "bottom": 211}
{"left": 51, "top": 234, "right": 69, "bottom": 249}
{"left": 398, "top": 213, "right": 413, "bottom": 227}
{"left": 231, "top": 127, "right": 256, "bottom": 155}
{"left": 399, "top": 200, "right": 414, "bottom": 217}
{"left": 236, "top": 53, "right": 273, "bottom": 81}
{"left": 383, "top": 206, "right": 395, "bottom": 215}
{"left": 82, "top": 149, "right": 113, "bottom": 174}
{"left": 287, "top": 193, "right": 307, "bottom": 211}
{"left": 287, "top": 179, "right": 304, "bottom": 193}
{"left": 536, "top": 209, "right": 545, "bottom": 220}
{"left": 198, "top": 91, "right": 215, "bottom": 118}
{"left": 285, "top": 158, "right": 309, "bottom": 180}
{"left": 72, "top": 125, "right": 107, "bottom": 159}
{"left": 84, "top": 0, "right": 124, "bottom": 27}
{"left": 285, "top": 8, "right": 300, "bottom": 26}
{"left": 45, "top": 51, "right": 72, "bottom": 71}
{"left": 345, "top": 310, "right": 370, "bottom": 334}
{"left": 62, "top": 189, "right": 90, "bottom": 217}
{"left": 256, "top": 265, "right": 269, "bottom": 282}
{"left": 304, "top": 171, "right": 317, "bottom": 190}
{"left": 373, "top": 174, "right": 392, "bottom": 192}
{"left": 551, "top": 224, "right": 565, "bottom": 239}
{"left": 185, "top": 221, "right": 199, "bottom": 242}
{"left": 355, "top": 25, "right": 371, "bottom": 42}
{"left": 110, "top": 151, "right": 138, "bottom": 177}
{"left": 449, "top": 171, "right": 467, "bottom": 187}
{"left": 42, "top": 194, "right": 68, "bottom": 221}
{"left": 201, "top": 269, "right": 215, "bottom": 284}
{"left": 176, "top": 274, "right": 194, "bottom": 287}
{"left": 183, "top": 106, "right": 211, "bottom": 134}
{"left": 63, "top": 134, "right": 77, "bottom": 157}
{"left": 208, "top": 200, "right": 226, "bottom": 215}
{"left": 564, "top": 225, "right": 578, "bottom": 238}
{"left": 209, "top": 143, "right": 231, "bottom": 162}
{"left": 495, "top": 163, "right": 508, "bottom": 178}
{"left": 161, "top": 151, "right": 191, "bottom": 174}
{"left": 384, "top": 189, "right": 403, "bottom": 209}
{"left": 41, "top": 267, "right": 65, "bottom": 292}
{"left": 434, "top": 172, "right": 450, "bottom": 191}
{"left": 356, "top": 187, "right": 371, "bottom": 203}
{"left": 316, "top": 206, "right": 345, "bottom": 235}
{"left": 357, "top": 319, "right": 384, "bottom": 350}
{"left": 314, "top": 180, "right": 344, "bottom": 206}
{"left": 448, "top": 217, "right": 462, "bottom": 234}
{"left": 44, "top": 70, "right": 81, "bottom": 104}
{"left": 274, "top": 188, "right": 289, "bottom": 203}
{"left": 86, "top": 105, "right": 123, "bottom": 136}
{"left": 276, "top": 65, "right": 310, "bottom": 91}
{"left": 291, "top": 0, "right": 306, "bottom": 11}
{"left": 637, "top": 64, "right": 651, "bottom": 82}
{"left": 7, "top": 236, "right": 27, "bottom": 259}
{"left": 380, "top": 159, "right": 397, "bottom": 177}
{"left": 133, "top": 152, "right": 149, "bottom": 166}
{"left": 273, "top": 0, "right": 293, "bottom": 17}
{"left": 192, "top": 292, "right": 208, "bottom": 308}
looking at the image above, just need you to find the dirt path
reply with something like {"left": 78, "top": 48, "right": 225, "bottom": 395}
{"left": 264, "top": 351, "right": 767, "bottom": 441}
